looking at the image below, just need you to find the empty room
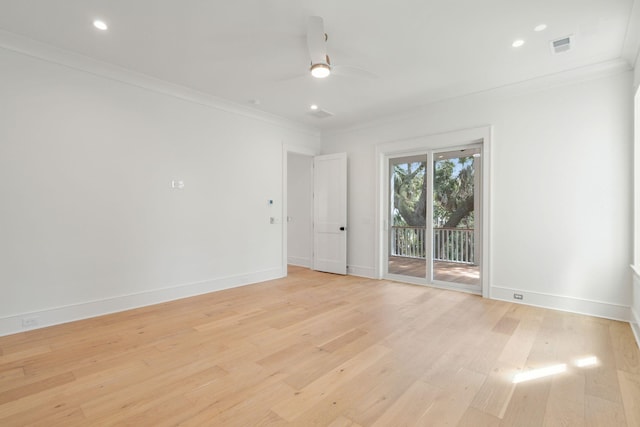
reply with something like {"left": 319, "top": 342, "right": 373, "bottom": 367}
{"left": 1, "top": 1, "right": 640, "bottom": 426}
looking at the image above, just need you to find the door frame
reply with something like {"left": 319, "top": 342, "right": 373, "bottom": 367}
{"left": 375, "top": 126, "right": 492, "bottom": 298}
{"left": 386, "top": 152, "right": 432, "bottom": 284}
{"left": 282, "top": 143, "right": 319, "bottom": 277}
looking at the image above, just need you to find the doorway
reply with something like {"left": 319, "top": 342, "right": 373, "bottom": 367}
{"left": 282, "top": 145, "right": 348, "bottom": 277}
{"left": 388, "top": 155, "right": 428, "bottom": 279}
{"left": 431, "top": 148, "right": 481, "bottom": 287}
{"left": 286, "top": 152, "right": 314, "bottom": 269}
{"left": 381, "top": 138, "right": 486, "bottom": 295}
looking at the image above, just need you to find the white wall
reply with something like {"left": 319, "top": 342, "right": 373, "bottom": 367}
{"left": 323, "top": 70, "right": 633, "bottom": 320}
{"left": 0, "top": 47, "right": 320, "bottom": 335}
{"left": 632, "top": 53, "right": 640, "bottom": 344}
{"left": 287, "top": 153, "right": 313, "bottom": 267}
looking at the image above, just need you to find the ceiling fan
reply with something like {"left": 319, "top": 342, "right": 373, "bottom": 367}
{"left": 306, "top": 16, "right": 377, "bottom": 80}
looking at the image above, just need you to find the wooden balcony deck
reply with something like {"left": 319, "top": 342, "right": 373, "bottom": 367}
{"left": 388, "top": 256, "right": 480, "bottom": 285}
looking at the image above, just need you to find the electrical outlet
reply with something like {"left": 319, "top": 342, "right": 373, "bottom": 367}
{"left": 513, "top": 293, "right": 523, "bottom": 300}
{"left": 22, "top": 317, "right": 39, "bottom": 328}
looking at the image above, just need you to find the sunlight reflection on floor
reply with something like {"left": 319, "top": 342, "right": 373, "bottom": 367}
{"left": 512, "top": 356, "right": 599, "bottom": 384}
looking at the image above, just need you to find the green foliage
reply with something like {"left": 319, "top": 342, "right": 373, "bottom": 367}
{"left": 392, "top": 156, "right": 475, "bottom": 228}
{"left": 433, "top": 157, "right": 474, "bottom": 228}
{"left": 392, "top": 161, "right": 426, "bottom": 226}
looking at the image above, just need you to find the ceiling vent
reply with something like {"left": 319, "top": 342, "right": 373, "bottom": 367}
{"left": 551, "top": 35, "right": 572, "bottom": 54}
{"left": 308, "top": 108, "right": 334, "bottom": 119}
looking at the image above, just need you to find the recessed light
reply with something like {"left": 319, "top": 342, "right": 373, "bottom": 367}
{"left": 93, "top": 20, "right": 108, "bottom": 31}
{"left": 534, "top": 24, "right": 547, "bottom": 32}
{"left": 310, "top": 104, "right": 319, "bottom": 110}
{"left": 512, "top": 39, "right": 525, "bottom": 48}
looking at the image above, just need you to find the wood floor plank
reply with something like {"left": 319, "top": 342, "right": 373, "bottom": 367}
{"left": 617, "top": 370, "right": 640, "bottom": 427}
{"left": 584, "top": 394, "right": 627, "bottom": 426}
{"left": 0, "top": 371, "right": 75, "bottom": 406}
{"left": 0, "top": 367, "right": 24, "bottom": 387}
{"left": 271, "top": 344, "right": 390, "bottom": 421}
{"left": 541, "top": 311, "right": 587, "bottom": 427}
{"left": 340, "top": 357, "right": 423, "bottom": 425}
{"left": 0, "top": 346, "right": 51, "bottom": 371}
{"left": 418, "top": 368, "right": 487, "bottom": 426}
{"left": 457, "top": 407, "right": 500, "bottom": 427}
{"left": 327, "top": 415, "right": 363, "bottom": 427}
{"left": 180, "top": 368, "right": 290, "bottom": 426}
{"left": 203, "top": 381, "right": 294, "bottom": 426}
{"left": 470, "top": 362, "right": 518, "bottom": 419}
{"left": 370, "top": 380, "right": 440, "bottom": 426}
{"left": 0, "top": 265, "right": 639, "bottom": 426}
{"left": 543, "top": 372, "right": 585, "bottom": 427}
{"left": 499, "top": 380, "right": 552, "bottom": 427}
{"left": 583, "top": 320, "right": 624, "bottom": 403}
{"left": 498, "top": 305, "right": 544, "bottom": 368}
{"left": 21, "top": 406, "right": 86, "bottom": 427}
{"left": 80, "top": 363, "right": 227, "bottom": 419}
{"left": 610, "top": 321, "right": 640, "bottom": 374}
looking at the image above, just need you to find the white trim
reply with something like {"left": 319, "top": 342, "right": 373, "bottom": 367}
{"left": 632, "top": 266, "right": 640, "bottom": 348}
{"left": 622, "top": 0, "right": 640, "bottom": 67}
{"left": 375, "top": 125, "right": 492, "bottom": 297}
{"left": 491, "top": 286, "right": 631, "bottom": 322}
{"left": 631, "top": 306, "right": 640, "bottom": 350}
{"left": 347, "top": 265, "right": 377, "bottom": 279}
{"left": 325, "top": 59, "right": 630, "bottom": 137}
{"left": 0, "top": 268, "right": 282, "bottom": 337}
{"left": 0, "top": 29, "right": 320, "bottom": 138}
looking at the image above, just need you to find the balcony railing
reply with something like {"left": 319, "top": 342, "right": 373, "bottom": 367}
{"left": 391, "top": 226, "right": 475, "bottom": 264}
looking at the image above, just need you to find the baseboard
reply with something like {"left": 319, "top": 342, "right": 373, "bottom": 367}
{"left": 491, "top": 286, "right": 630, "bottom": 322}
{"left": 347, "top": 264, "right": 377, "bottom": 279}
{"left": 631, "top": 266, "right": 640, "bottom": 348}
{"left": 631, "top": 307, "right": 640, "bottom": 350}
{"left": 287, "top": 256, "right": 312, "bottom": 268}
{"left": 0, "top": 268, "right": 283, "bottom": 337}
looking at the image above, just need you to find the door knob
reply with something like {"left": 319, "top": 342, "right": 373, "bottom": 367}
{"left": 339, "top": 227, "right": 345, "bottom": 231}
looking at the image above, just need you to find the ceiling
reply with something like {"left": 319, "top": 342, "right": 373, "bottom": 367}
{"left": 0, "top": 0, "right": 638, "bottom": 131}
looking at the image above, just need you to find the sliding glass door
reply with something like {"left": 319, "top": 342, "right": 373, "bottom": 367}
{"left": 386, "top": 146, "right": 482, "bottom": 293}
{"left": 387, "top": 155, "right": 428, "bottom": 279}
{"left": 432, "top": 148, "right": 481, "bottom": 287}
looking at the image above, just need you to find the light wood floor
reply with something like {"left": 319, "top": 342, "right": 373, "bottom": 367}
{"left": 0, "top": 266, "right": 639, "bottom": 426}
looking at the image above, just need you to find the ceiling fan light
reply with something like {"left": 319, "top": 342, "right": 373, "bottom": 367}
{"left": 93, "top": 20, "right": 108, "bottom": 30}
{"left": 310, "top": 63, "right": 331, "bottom": 78}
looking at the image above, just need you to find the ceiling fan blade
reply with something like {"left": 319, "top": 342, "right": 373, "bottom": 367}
{"left": 332, "top": 64, "right": 378, "bottom": 79}
{"left": 307, "top": 16, "right": 327, "bottom": 65}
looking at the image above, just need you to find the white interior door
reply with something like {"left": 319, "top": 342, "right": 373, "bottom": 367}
{"left": 313, "top": 153, "right": 347, "bottom": 274}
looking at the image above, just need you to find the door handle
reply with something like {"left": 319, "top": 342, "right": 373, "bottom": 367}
{"left": 339, "top": 227, "right": 345, "bottom": 231}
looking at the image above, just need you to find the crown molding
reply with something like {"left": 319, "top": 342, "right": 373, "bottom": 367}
{"left": 324, "top": 58, "right": 632, "bottom": 137}
{"left": 0, "top": 29, "right": 321, "bottom": 139}
{"left": 622, "top": 0, "right": 640, "bottom": 67}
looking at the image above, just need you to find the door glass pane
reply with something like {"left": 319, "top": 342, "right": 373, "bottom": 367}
{"left": 388, "top": 156, "right": 427, "bottom": 278}
{"left": 432, "top": 149, "right": 480, "bottom": 286}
